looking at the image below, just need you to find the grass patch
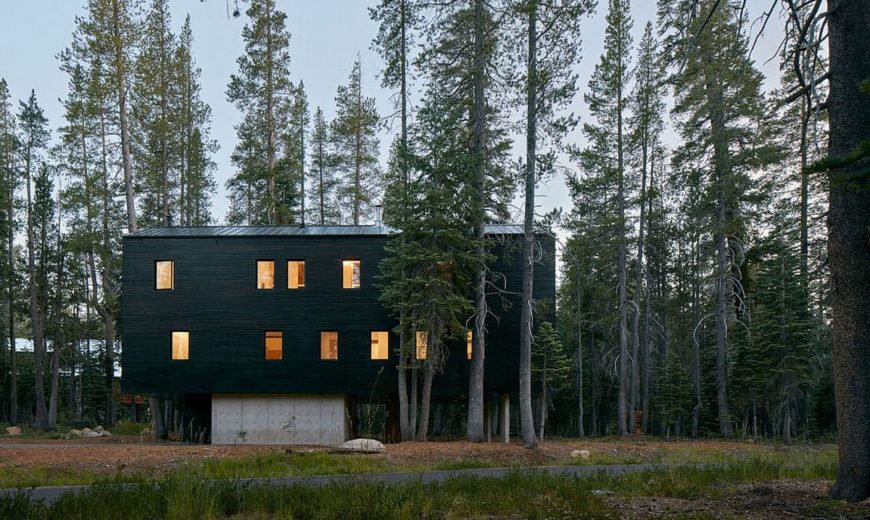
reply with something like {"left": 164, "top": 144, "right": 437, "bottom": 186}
{"left": 0, "top": 453, "right": 841, "bottom": 519}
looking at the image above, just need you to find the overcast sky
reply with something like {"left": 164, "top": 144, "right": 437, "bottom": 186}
{"left": 0, "top": 0, "right": 786, "bottom": 228}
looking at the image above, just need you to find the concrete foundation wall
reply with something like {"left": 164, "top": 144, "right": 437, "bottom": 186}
{"left": 211, "top": 394, "right": 349, "bottom": 445}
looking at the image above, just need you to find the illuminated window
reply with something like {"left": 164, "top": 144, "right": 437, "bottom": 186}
{"left": 264, "top": 331, "right": 283, "bottom": 360}
{"left": 371, "top": 331, "right": 389, "bottom": 360}
{"left": 416, "top": 331, "right": 427, "bottom": 360}
{"left": 257, "top": 260, "right": 275, "bottom": 289}
{"left": 171, "top": 331, "right": 189, "bottom": 360}
{"left": 321, "top": 331, "right": 338, "bottom": 360}
{"left": 156, "top": 260, "right": 174, "bottom": 290}
{"left": 467, "top": 330, "right": 473, "bottom": 360}
{"left": 287, "top": 260, "right": 306, "bottom": 289}
{"left": 342, "top": 260, "right": 361, "bottom": 289}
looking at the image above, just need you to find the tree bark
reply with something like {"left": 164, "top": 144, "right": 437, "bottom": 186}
{"left": 466, "top": 0, "right": 487, "bottom": 443}
{"left": 616, "top": 58, "right": 629, "bottom": 437}
{"left": 7, "top": 156, "right": 16, "bottom": 425}
{"left": 575, "top": 274, "right": 585, "bottom": 437}
{"left": 25, "top": 147, "right": 49, "bottom": 431}
{"left": 417, "top": 361, "right": 434, "bottom": 441}
{"left": 111, "top": 0, "right": 136, "bottom": 233}
{"left": 827, "top": 0, "right": 870, "bottom": 503}
{"left": 519, "top": 0, "right": 539, "bottom": 449}
{"left": 707, "top": 74, "right": 734, "bottom": 438}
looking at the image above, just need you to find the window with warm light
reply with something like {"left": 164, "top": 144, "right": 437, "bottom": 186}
{"left": 467, "top": 330, "right": 473, "bottom": 360}
{"left": 265, "top": 331, "right": 283, "bottom": 360}
{"left": 321, "top": 331, "right": 338, "bottom": 360}
{"left": 155, "top": 260, "right": 174, "bottom": 290}
{"left": 171, "top": 331, "right": 189, "bottom": 360}
{"left": 257, "top": 260, "right": 275, "bottom": 289}
{"left": 342, "top": 260, "right": 361, "bottom": 289}
{"left": 371, "top": 331, "right": 389, "bottom": 360}
{"left": 287, "top": 260, "right": 305, "bottom": 289}
{"left": 416, "top": 331, "right": 427, "bottom": 360}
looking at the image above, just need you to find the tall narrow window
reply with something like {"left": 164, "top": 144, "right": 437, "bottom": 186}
{"left": 342, "top": 260, "right": 361, "bottom": 289}
{"left": 287, "top": 260, "right": 305, "bottom": 289}
{"left": 321, "top": 331, "right": 338, "bottom": 360}
{"left": 171, "top": 331, "right": 189, "bottom": 360}
{"left": 371, "top": 331, "right": 389, "bottom": 360}
{"left": 257, "top": 260, "right": 275, "bottom": 289}
{"left": 467, "top": 330, "right": 473, "bottom": 360}
{"left": 265, "top": 331, "right": 283, "bottom": 360}
{"left": 156, "top": 260, "right": 174, "bottom": 290}
{"left": 416, "top": 331, "right": 427, "bottom": 360}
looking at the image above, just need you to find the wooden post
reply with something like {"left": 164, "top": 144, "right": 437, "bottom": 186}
{"left": 500, "top": 393, "right": 510, "bottom": 443}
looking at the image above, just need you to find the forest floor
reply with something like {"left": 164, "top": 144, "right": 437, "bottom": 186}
{"left": 1, "top": 435, "right": 866, "bottom": 518}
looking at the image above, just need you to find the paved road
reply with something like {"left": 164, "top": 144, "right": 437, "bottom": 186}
{"left": 0, "top": 463, "right": 692, "bottom": 505}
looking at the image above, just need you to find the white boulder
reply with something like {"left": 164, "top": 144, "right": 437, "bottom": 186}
{"left": 338, "top": 438, "right": 386, "bottom": 453}
{"left": 5, "top": 426, "right": 21, "bottom": 436}
{"left": 570, "top": 449, "right": 591, "bottom": 460}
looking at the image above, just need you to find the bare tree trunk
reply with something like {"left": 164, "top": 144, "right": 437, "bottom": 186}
{"left": 575, "top": 275, "right": 585, "bottom": 437}
{"left": 410, "top": 347, "right": 418, "bottom": 438}
{"left": 827, "top": 0, "right": 870, "bottom": 502}
{"left": 397, "top": 330, "right": 410, "bottom": 440}
{"left": 632, "top": 132, "right": 648, "bottom": 434}
{"left": 519, "top": 0, "right": 539, "bottom": 449}
{"left": 24, "top": 147, "right": 49, "bottom": 431}
{"left": 7, "top": 167, "right": 15, "bottom": 425}
{"left": 417, "top": 361, "right": 434, "bottom": 441}
{"left": 691, "top": 235, "right": 701, "bottom": 439}
{"left": 111, "top": 0, "right": 136, "bottom": 233}
{"left": 466, "top": 0, "right": 487, "bottom": 443}
{"left": 616, "top": 81, "right": 629, "bottom": 437}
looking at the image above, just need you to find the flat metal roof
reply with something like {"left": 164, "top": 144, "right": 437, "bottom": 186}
{"left": 125, "top": 223, "right": 525, "bottom": 239}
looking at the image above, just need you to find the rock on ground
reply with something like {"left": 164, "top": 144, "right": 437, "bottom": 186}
{"left": 570, "top": 449, "right": 591, "bottom": 460}
{"left": 5, "top": 426, "right": 21, "bottom": 436}
{"left": 338, "top": 438, "right": 386, "bottom": 453}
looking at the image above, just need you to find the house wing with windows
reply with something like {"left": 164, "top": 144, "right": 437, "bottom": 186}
{"left": 120, "top": 224, "right": 555, "bottom": 445}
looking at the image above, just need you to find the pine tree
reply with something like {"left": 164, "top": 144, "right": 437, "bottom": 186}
{"left": 176, "top": 16, "right": 217, "bottom": 226}
{"left": 418, "top": 0, "right": 514, "bottom": 443}
{"left": 226, "top": 0, "right": 295, "bottom": 225}
{"left": 379, "top": 84, "right": 476, "bottom": 441}
{"left": 285, "top": 82, "right": 309, "bottom": 225}
{"left": 577, "top": 0, "right": 633, "bottom": 436}
{"left": 18, "top": 91, "right": 51, "bottom": 430}
{"left": 627, "top": 21, "right": 666, "bottom": 433}
{"left": 371, "top": 0, "right": 418, "bottom": 441}
{"left": 0, "top": 79, "right": 18, "bottom": 425}
{"left": 532, "top": 321, "right": 571, "bottom": 441}
{"left": 331, "top": 59, "right": 380, "bottom": 225}
{"left": 510, "top": 0, "right": 593, "bottom": 449}
{"left": 660, "top": 0, "right": 780, "bottom": 437}
{"left": 308, "top": 107, "right": 339, "bottom": 225}
{"left": 133, "top": 0, "right": 177, "bottom": 227}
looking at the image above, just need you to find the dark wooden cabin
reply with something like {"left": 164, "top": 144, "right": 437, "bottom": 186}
{"left": 121, "top": 224, "right": 555, "bottom": 444}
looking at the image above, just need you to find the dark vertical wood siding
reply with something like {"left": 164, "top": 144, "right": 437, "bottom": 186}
{"left": 120, "top": 232, "right": 555, "bottom": 398}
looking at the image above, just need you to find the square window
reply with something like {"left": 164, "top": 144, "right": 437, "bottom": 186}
{"left": 342, "top": 260, "right": 360, "bottom": 289}
{"left": 265, "top": 331, "right": 283, "bottom": 360}
{"left": 321, "top": 331, "right": 338, "bottom": 360}
{"left": 287, "top": 260, "right": 305, "bottom": 289}
{"left": 467, "top": 330, "right": 473, "bottom": 360}
{"left": 416, "top": 331, "right": 427, "bottom": 360}
{"left": 171, "top": 331, "right": 189, "bottom": 360}
{"left": 371, "top": 331, "right": 389, "bottom": 360}
{"left": 257, "top": 260, "right": 275, "bottom": 289}
{"left": 156, "top": 260, "right": 174, "bottom": 290}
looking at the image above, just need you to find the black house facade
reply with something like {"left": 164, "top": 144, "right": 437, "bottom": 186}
{"left": 121, "top": 223, "right": 555, "bottom": 444}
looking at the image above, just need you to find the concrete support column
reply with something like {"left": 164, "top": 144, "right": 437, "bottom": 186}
{"left": 484, "top": 399, "right": 492, "bottom": 442}
{"left": 500, "top": 393, "right": 510, "bottom": 443}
